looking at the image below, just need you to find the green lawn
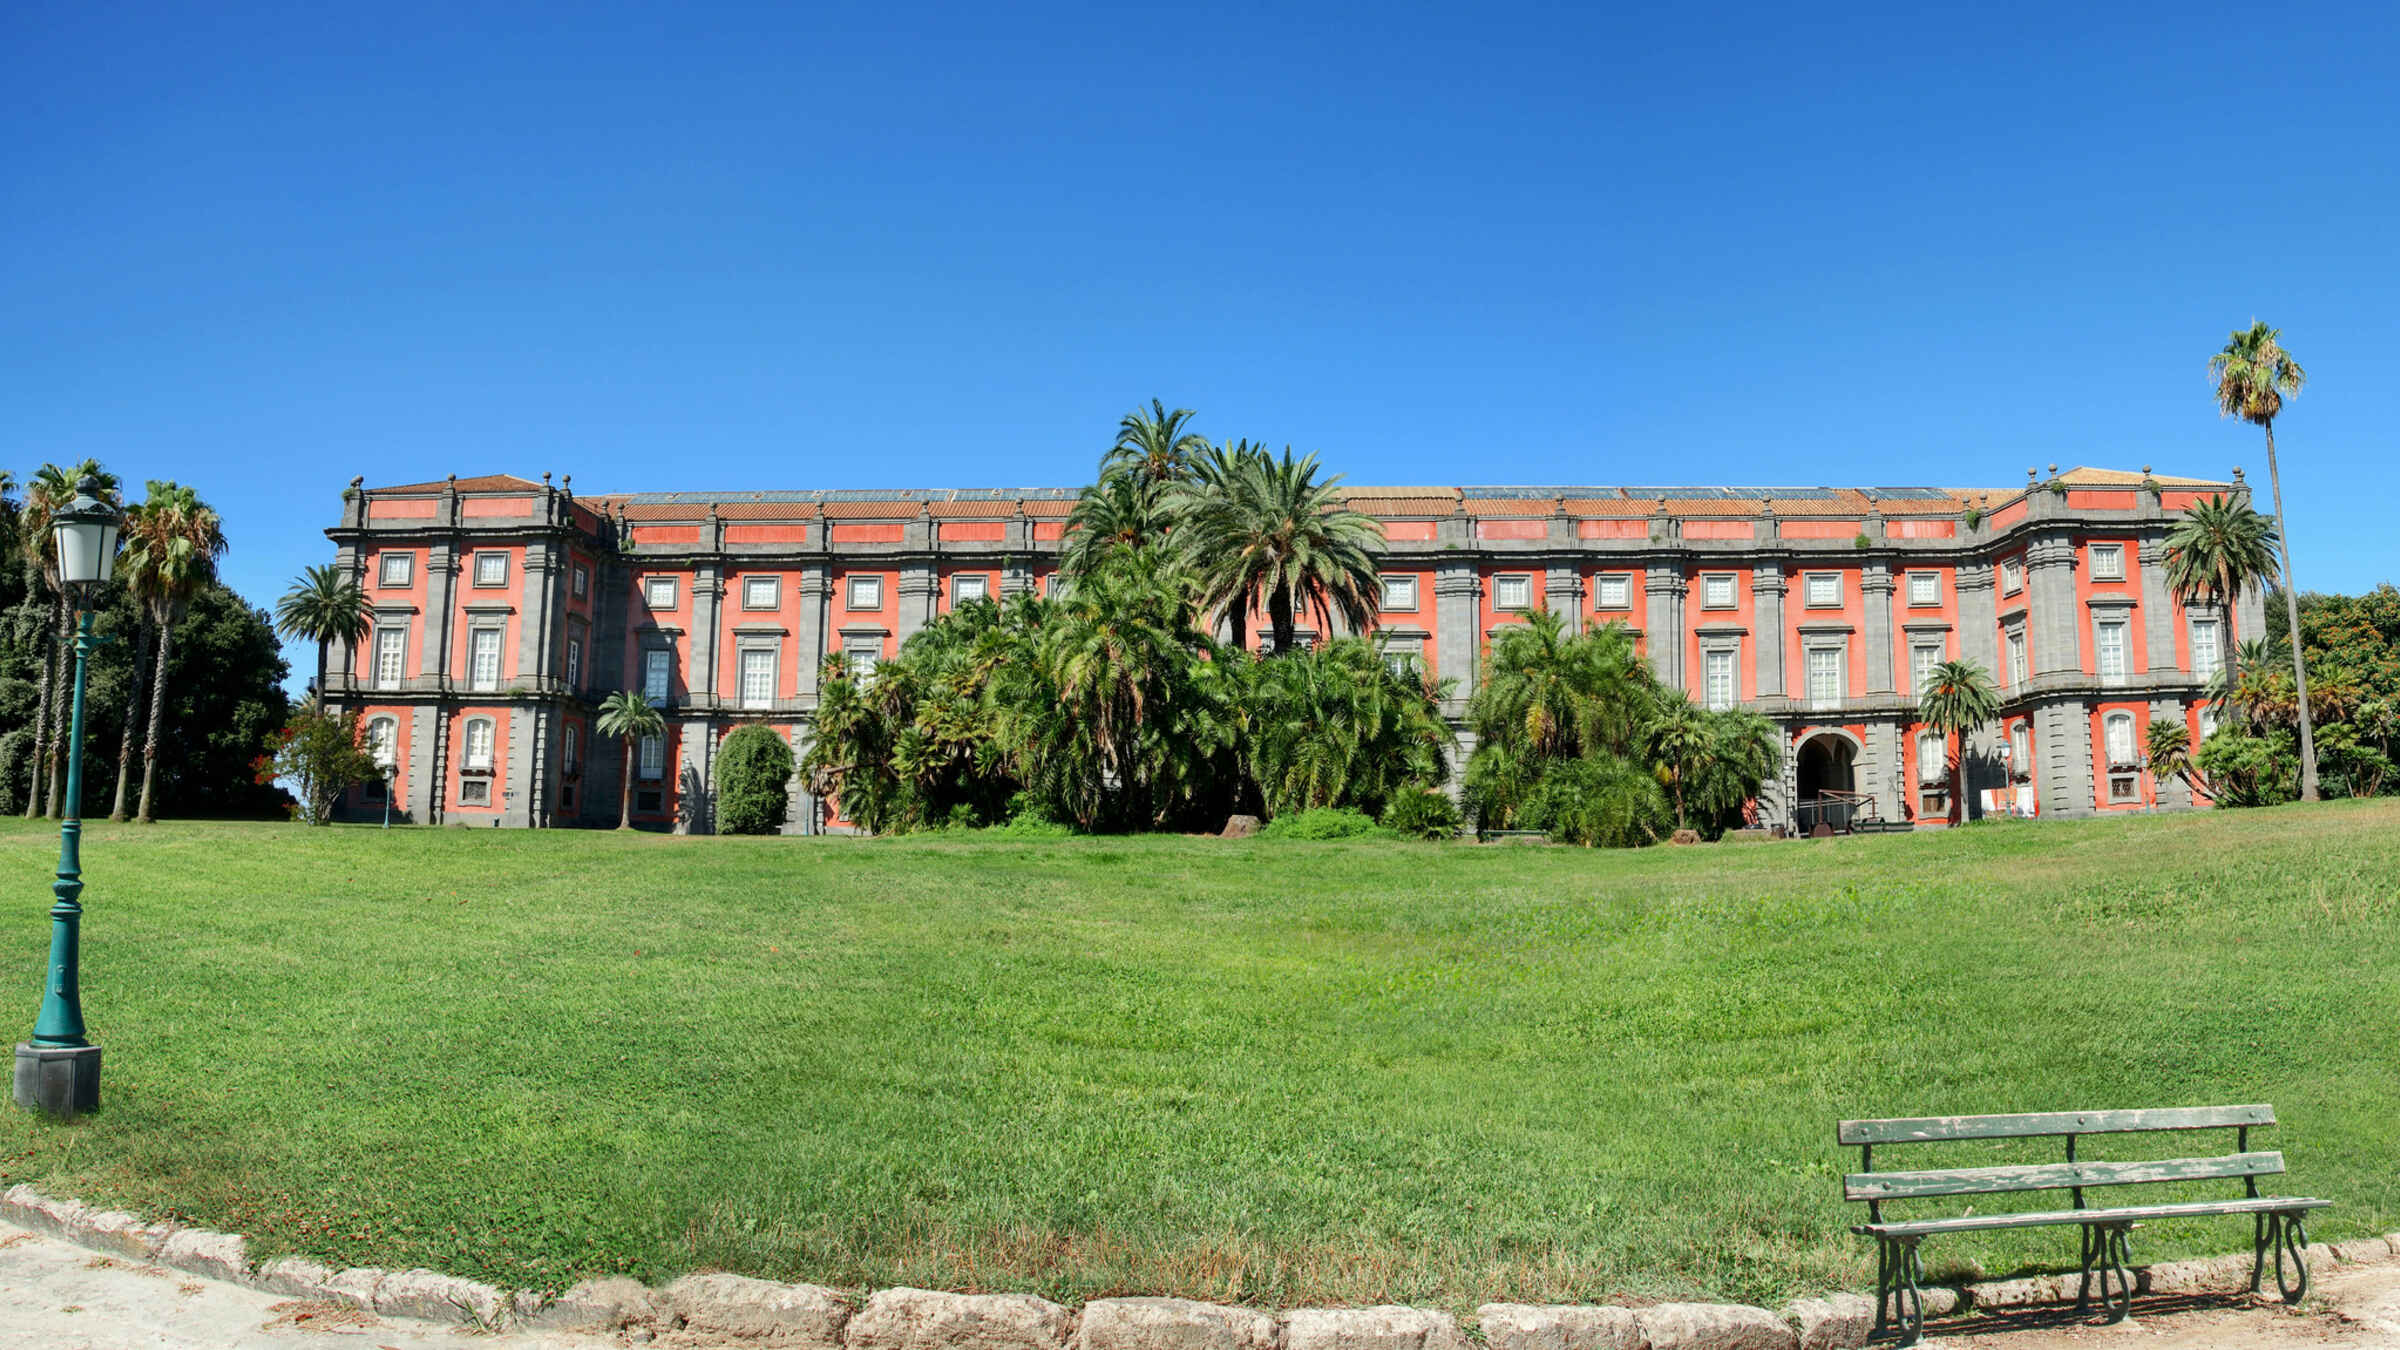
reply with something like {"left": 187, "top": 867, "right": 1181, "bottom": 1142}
{"left": 1, "top": 805, "right": 2395, "bottom": 1312}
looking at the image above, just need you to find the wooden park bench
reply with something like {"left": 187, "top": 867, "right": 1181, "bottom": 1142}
{"left": 1474, "top": 828, "right": 1550, "bottom": 844}
{"left": 1839, "top": 1105, "right": 2331, "bottom": 1345}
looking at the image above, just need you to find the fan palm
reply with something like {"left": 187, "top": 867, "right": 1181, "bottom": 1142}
{"left": 595, "top": 690, "right": 666, "bottom": 829}
{"left": 1468, "top": 612, "right": 1657, "bottom": 764}
{"left": 127, "top": 482, "right": 226, "bottom": 822}
{"left": 2163, "top": 494, "right": 2277, "bottom": 688}
{"left": 1647, "top": 695, "right": 1716, "bottom": 830}
{"left": 1099, "top": 399, "right": 1210, "bottom": 487}
{"left": 1167, "top": 446, "right": 1381, "bottom": 653}
{"left": 2210, "top": 321, "right": 2318, "bottom": 799}
{"left": 2145, "top": 717, "right": 2208, "bottom": 801}
{"left": 275, "top": 562, "right": 372, "bottom": 703}
{"left": 1916, "top": 659, "right": 2000, "bottom": 825}
{"left": 1060, "top": 468, "right": 1175, "bottom": 577}
{"left": 22, "top": 462, "right": 118, "bottom": 819}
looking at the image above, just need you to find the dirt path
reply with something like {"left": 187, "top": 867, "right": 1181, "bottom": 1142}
{"left": 1921, "top": 1263, "right": 2400, "bottom": 1349}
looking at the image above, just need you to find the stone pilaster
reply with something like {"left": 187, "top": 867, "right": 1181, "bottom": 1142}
{"left": 795, "top": 565, "right": 832, "bottom": 702}
{"left": 2035, "top": 698, "right": 2094, "bottom": 818}
{"left": 690, "top": 565, "right": 723, "bottom": 706}
{"left": 2139, "top": 537, "right": 2175, "bottom": 675}
{"left": 1545, "top": 567, "right": 1583, "bottom": 637}
{"left": 676, "top": 717, "right": 714, "bottom": 835}
{"left": 1957, "top": 562, "right": 1998, "bottom": 674}
{"left": 2026, "top": 535, "right": 2082, "bottom": 677}
{"left": 422, "top": 543, "right": 457, "bottom": 684}
{"left": 896, "top": 565, "right": 939, "bottom": 645}
{"left": 1644, "top": 571, "right": 1687, "bottom": 689}
{"left": 1751, "top": 564, "right": 1786, "bottom": 701}
{"left": 1861, "top": 719, "right": 1901, "bottom": 824}
{"left": 1862, "top": 563, "right": 1895, "bottom": 696}
{"left": 1434, "top": 565, "right": 1480, "bottom": 711}
{"left": 2149, "top": 697, "right": 2192, "bottom": 808}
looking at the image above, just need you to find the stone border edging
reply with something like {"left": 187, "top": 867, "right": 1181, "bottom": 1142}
{"left": 5, "top": 1184, "right": 2397, "bottom": 1349}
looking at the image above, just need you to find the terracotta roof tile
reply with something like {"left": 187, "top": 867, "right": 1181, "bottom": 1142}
{"left": 1666, "top": 498, "right": 1765, "bottom": 516}
{"left": 821, "top": 500, "right": 924, "bottom": 519}
{"left": 369, "top": 473, "right": 545, "bottom": 494}
{"left": 2058, "top": 465, "right": 2229, "bottom": 488}
{"left": 1561, "top": 498, "right": 1656, "bottom": 516}
{"left": 1765, "top": 495, "right": 1866, "bottom": 515}
{"left": 1351, "top": 496, "right": 1462, "bottom": 516}
{"left": 927, "top": 500, "right": 1019, "bottom": 518}
{"left": 1462, "top": 498, "right": 1557, "bottom": 517}
{"left": 1021, "top": 499, "right": 1077, "bottom": 518}
{"left": 618, "top": 502, "right": 703, "bottom": 521}
{"left": 1874, "top": 497, "right": 1961, "bottom": 516}
{"left": 713, "top": 501, "right": 820, "bottom": 519}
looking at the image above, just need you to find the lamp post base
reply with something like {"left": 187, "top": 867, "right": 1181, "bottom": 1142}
{"left": 12, "top": 1042, "right": 101, "bottom": 1119}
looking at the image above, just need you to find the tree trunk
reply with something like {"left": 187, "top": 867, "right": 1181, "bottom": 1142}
{"left": 316, "top": 636, "right": 329, "bottom": 706}
{"left": 21, "top": 576, "right": 51, "bottom": 818}
{"left": 1228, "top": 593, "right": 1247, "bottom": 654}
{"left": 136, "top": 613, "right": 175, "bottom": 823}
{"left": 110, "top": 617, "right": 153, "bottom": 821}
{"left": 618, "top": 741, "right": 634, "bottom": 828}
{"left": 1949, "top": 736, "right": 1965, "bottom": 826}
{"left": 1268, "top": 583, "right": 1295, "bottom": 654}
{"left": 44, "top": 593, "right": 71, "bottom": 818}
{"left": 2262, "top": 422, "right": 2320, "bottom": 801}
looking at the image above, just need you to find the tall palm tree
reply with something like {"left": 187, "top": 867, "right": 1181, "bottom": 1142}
{"left": 596, "top": 690, "right": 666, "bottom": 829}
{"left": 1168, "top": 447, "right": 1382, "bottom": 653}
{"left": 2210, "top": 321, "right": 2318, "bottom": 799}
{"left": 1917, "top": 659, "right": 2000, "bottom": 825}
{"left": 1171, "top": 439, "right": 1271, "bottom": 649}
{"left": 1060, "top": 469, "right": 1176, "bottom": 577}
{"left": 2163, "top": 494, "right": 2279, "bottom": 709}
{"left": 23, "top": 462, "right": 118, "bottom": 818}
{"left": 108, "top": 493, "right": 166, "bottom": 821}
{"left": 1099, "top": 400, "right": 1210, "bottom": 487}
{"left": 132, "top": 483, "right": 226, "bottom": 823}
{"left": 275, "top": 562, "right": 372, "bottom": 704}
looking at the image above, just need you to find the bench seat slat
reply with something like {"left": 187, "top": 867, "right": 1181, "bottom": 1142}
{"left": 1854, "top": 1195, "right": 2331, "bottom": 1238}
{"left": 1844, "top": 1151, "right": 2282, "bottom": 1201}
{"left": 1839, "top": 1105, "right": 2272, "bottom": 1145}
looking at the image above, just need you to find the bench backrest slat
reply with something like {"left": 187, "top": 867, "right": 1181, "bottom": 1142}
{"left": 1838, "top": 1105, "right": 2272, "bottom": 1145}
{"left": 1843, "top": 1151, "right": 2283, "bottom": 1202}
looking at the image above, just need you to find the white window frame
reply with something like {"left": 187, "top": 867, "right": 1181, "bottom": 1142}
{"left": 468, "top": 628, "right": 503, "bottom": 692}
{"left": 562, "top": 722, "right": 579, "bottom": 776}
{"left": 1594, "top": 574, "right": 1630, "bottom": 611}
{"left": 2198, "top": 706, "right": 2218, "bottom": 739}
{"left": 2103, "top": 711, "right": 2138, "bottom": 768}
{"left": 2009, "top": 721, "right": 2032, "bottom": 779}
{"left": 1806, "top": 645, "right": 1844, "bottom": 710}
{"left": 742, "top": 575, "right": 780, "bottom": 611}
{"left": 644, "top": 576, "right": 678, "bottom": 610}
{"left": 953, "top": 573, "right": 990, "bottom": 605}
{"left": 2095, "top": 617, "right": 2129, "bottom": 680}
{"left": 1702, "top": 647, "right": 1736, "bottom": 711}
{"left": 1381, "top": 575, "right": 1418, "bottom": 612}
{"left": 2190, "top": 618, "right": 2221, "bottom": 682}
{"left": 1492, "top": 574, "right": 1532, "bottom": 612}
{"left": 739, "top": 648, "right": 777, "bottom": 709}
{"left": 565, "top": 636, "right": 581, "bottom": 688}
{"left": 375, "top": 626, "right": 407, "bottom": 690}
{"left": 846, "top": 575, "right": 883, "bottom": 611}
{"left": 462, "top": 716, "right": 495, "bottom": 771}
{"left": 1804, "top": 572, "right": 1841, "bottom": 608}
{"left": 1918, "top": 729, "right": 1948, "bottom": 786}
{"left": 642, "top": 648, "right": 672, "bottom": 703}
{"left": 1911, "top": 641, "right": 1943, "bottom": 695}
{"left": 2090, "top": 543, "right": 2125, "bottom": 581}
{"left": 843, "top": 636, "right": 881, "bottom": 683}
{"left": 637, "top": 733, "right": 666, "bottom": 781}
{"left": 2005, "top": 627, "right": 2028, "bottom": 687}
{"left": 2001, "top": 558, "right": 2024, "bottom": 595}
{"left": 572, "top": 565, "right": 588, "bottom": 598}
{"left": 1701, "top": 573, "right": 1736, "bottom": 610}
{"left": 379, "top": 552, "right": 413, "bottom": 587}
{"left": 365, "top": 716, "right": 398, "bottom": 771}
{"left": 473, "top": 552, "right": 507, "bottom": 587}
{"left": 1907, "top": 571, "right": 1937, "bottom": 607}
{"left": 1383, "top": 646, "right": 1421, "bottom": 680}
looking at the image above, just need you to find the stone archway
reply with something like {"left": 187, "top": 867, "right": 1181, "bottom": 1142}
{"left": 1794, "top": 732, "right": 1860, "bottom": 834}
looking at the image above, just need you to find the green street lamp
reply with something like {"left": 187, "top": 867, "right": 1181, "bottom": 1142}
{"left": 13, "top": 476, "right": 120, "bottom": 1119}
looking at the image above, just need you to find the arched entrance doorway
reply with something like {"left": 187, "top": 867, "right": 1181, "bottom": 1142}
{"left": 1793, "top": 733, "right": 1859, "bottom": 834}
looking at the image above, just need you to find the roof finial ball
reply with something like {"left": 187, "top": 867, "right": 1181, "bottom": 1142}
{"left": 543, "top": 471, "right": 553, "bottom": 486}
{"left": 2233, "top": 466, "right": 2246, "bottom": 482}
{"left": 2047, "top": 463, "right": 2058, "bottom": 476}
{"left": 349, "top": 475, "right": 364, "bottom": 489}
{"left": 2141, "top": 465, "right": 2152, "bottom": 475}
{"left": 2027, "top": 467, "right": 2038, "bottom": 483}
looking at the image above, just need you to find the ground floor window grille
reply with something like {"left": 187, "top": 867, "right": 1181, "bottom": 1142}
{"left": 2108, "top": 773, "right": 2140, "bottom": 804}
{"left": 458, "top": 779, "right": 491, "bottom": 806}
{"left": 636, "top": 788, "right": 663, "bottom": 814}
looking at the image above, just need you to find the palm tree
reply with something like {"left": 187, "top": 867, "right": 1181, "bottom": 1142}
{"left": 1916, "top": 660, "right": 2000, "bottom": 825}
{"left": 1060, "top": 469, "right": 1176, "bottom": 577}
{"left": 1648, "top": 694, "right": 1715, "bottom": 830}
{"left": 1099, "top": 400, "right": 1210, "bottom": 487}
{"left": 131, "top": 483, "right": 227, "bottom": 823}
{"left": 2144, "top": 718, "right": 2208, "bottom": 801}
{"left": 108, "top": 493, "right": 166, "bottom": 821}
{"left": 275, "top": 562, "right": 372, "bottom": 704}
{"left": 23, "top": 462, "right": 118, "bottom": 818}
{"left": 2210, "top": 321, "right": 2318, "bottom": 799}
{"left": 2164, "top": 494, "right": 2278, "bottom": 691}
{"left": 1169, "top": 439, "right": 1270, "bottom": 649}
{"left": 1167, "top": 447, "right": 1382, "bottom": 653}
{"left": 596, "top": 690, "right": 666, "bottom": 829}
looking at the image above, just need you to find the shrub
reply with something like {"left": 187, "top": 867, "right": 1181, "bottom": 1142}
{"left": 257, "top": 706, "right": 381, "bottom": 825}
{"left": 986, "top": 810, "right": 1075, "bottom": 838}
{"left": 1852, "top": 532, "right": 1871, "bottom": 549}
{"left": 716, "top": 724, "right": 795, "bottom": 835}
{"left": 1258, "top": 807, "right": 1384, "bottom": 840}
{"left": 1520, "top": 755, "right": 1671, "bottom": 848}
{"left": 1380, "top": 787, "right": 1461, "bottom": 839}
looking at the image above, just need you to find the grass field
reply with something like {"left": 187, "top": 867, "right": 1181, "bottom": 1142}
{"left": 1, "top": 804, "right": 2396, "bottom": 1312}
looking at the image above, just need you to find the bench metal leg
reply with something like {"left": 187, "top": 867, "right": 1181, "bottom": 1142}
{"left": 1873, "top": 1237, "right": 1926, "bottom": 1345}
{"left": 2251, "top": 1210, "right": 2310, "bottom": 1303}
{"left": 2077, "top": 1223, "right": 2134, "bottom": 1323}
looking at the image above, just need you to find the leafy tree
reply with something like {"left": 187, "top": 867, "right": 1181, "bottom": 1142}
{"left": 123, "top": 582, "right": 292, "bottom": 817}
{"left": 1167, "top": 446, "right": 1381, "bottom": 653}
{"left": 1231, "top": 637, "right": 1451, "bottom": 817}
{"left": 2164, "top": 494, "right": 2277, "bottom": 690}
{"left": 2197, "top": 726, "right": 2298, "bottom": 808}
{"left": 1648, "top": 694, "right": 1714, "bottom": 830}
{"left": 21, "top": 461, "right": 118, "bottom": 818}
{"left": 126, "top": 483, "right": 227, "bottom": 823}
{"left": 260, "top": 704, "right": 380, "bottom": 825}
{"left": 2210, "top": 320, "right": 2318, "bottom": 799}
{"left": 275, "top": 561, "right": 371, "bottom": 705}
{"left": 595, "top": 690, "right": 665, "bottom": 829}
{"left": 1915, "top": 659, "right": 2000, "bottom": 824}
{"left": 715, "top": 724, "right": 795, "bottom": 834}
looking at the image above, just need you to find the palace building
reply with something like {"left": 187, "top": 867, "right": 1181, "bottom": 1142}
{"left": 321, "top": 466, "right": 2255, "bottom": 833}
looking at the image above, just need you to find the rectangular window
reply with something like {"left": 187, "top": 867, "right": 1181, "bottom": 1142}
{"left": 844, "top": 636, "right": 881, "bottom": 683}
{"left": 2191, "top": 619, "right": 2221, "bottom": 681}
{"left": 2090, "top": 544, "right": 2125, "bottom": 580}
{"left": 2198, "top": 706, "right": 2218, "bottom": 738}
{"left": 565, "top": 637, "right": 581, "bottom": 688}
{"left": 1907, "top": 571, "right": 1937, "bottom": 607}
{"left": 474, "top": 552, "right": 507, "bottom": 587}
{"left": 638, "top": 733, "right": 665, "bottom": 781}
{"left": 1493, "top": 575, "right": 1531, "bottom": 611}
{"left": 563, "top": 723, "right": 579, "bottom": 776}
{"left": 2002, "top": 559, "right": 2024, "bottom": 594}
{"left": 2010, "top": 721, "right": 2032, "bottom": 778}
{"left": 644, "top": 576, "right": 677, "bottom": 610}
{"left": 2109, "top": 774, "right": 2140, "bottom": 803}
{"left": 2005, "top": 628, "right": 2028, "bottom": 686}
{"left": 463, "top": 718, "right": 493, "bottom": 770}
{"left": 1912, "top": 642, "right": 1943, "bottom": 694}
{"left": 1703, "top": 649, "right": 1736, "bottom": 711}
{"left": 953, "top": 573, "right": 989, "bottom": 604}
{"left": 366, "top": 718, "right": 398, "bottom": 769}
{"left": 847, "top": 575, "right": 883, "bottom": 611}
{"left": 458, "top": 778, "right": 490, "bottom": 805}
{"left": 1381, "top": 576, "right": 1418, "bottom": 612}
{"left": 740, "top": 649, "right": 776, "bottom": 708}
{"left": 1701, "top": 574, "right": 1736, "bottom": 609}
{"left": 379, "top": 552, "right": 413, "bottom": 587}
{"left": 1595, "top": 574, "right": 1630, "bottom": 610}
{"left": 1807, "top": 647, "right": 1843, "bottom": 709}
{"left": 469, "top": 629, "right": 502, "bottom": 692}
{"left": 1384, "top": 648, "right": 1419, "bottom": 680}
{"left": 1804, "top": 572, "right": 1840, "bottom": 608}
{"left": 643, "top": 648, "right": 671, "bottom": 703}
{"left": 573, "top": 566, "right": 588, "bottom": 598}
{"left": 2105, "top": 714, "right": 2138, "bottom": 767}
{"left": 2096, "top": 619, "right": 2128, "bottom": 679}
{"left": 375, "top": 627, "right": 407, "bottom": 688}
{"left": 743, "top": 575, "right": 780, "bottom": 610}
{"left": 635, "top": 788, "right": 663, "bottom": 814}
{"left": 1918, "top": 732, "right": 1947, "bottom": 786}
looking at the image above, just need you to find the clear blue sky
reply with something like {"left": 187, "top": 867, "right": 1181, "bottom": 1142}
{"left": 6, "top": 2, "right": 2396, "bottom": 693}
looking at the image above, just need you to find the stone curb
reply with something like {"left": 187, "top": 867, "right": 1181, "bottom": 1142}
{"left": 4, "top": 1184, "right": 2397, "bottom": 1346}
